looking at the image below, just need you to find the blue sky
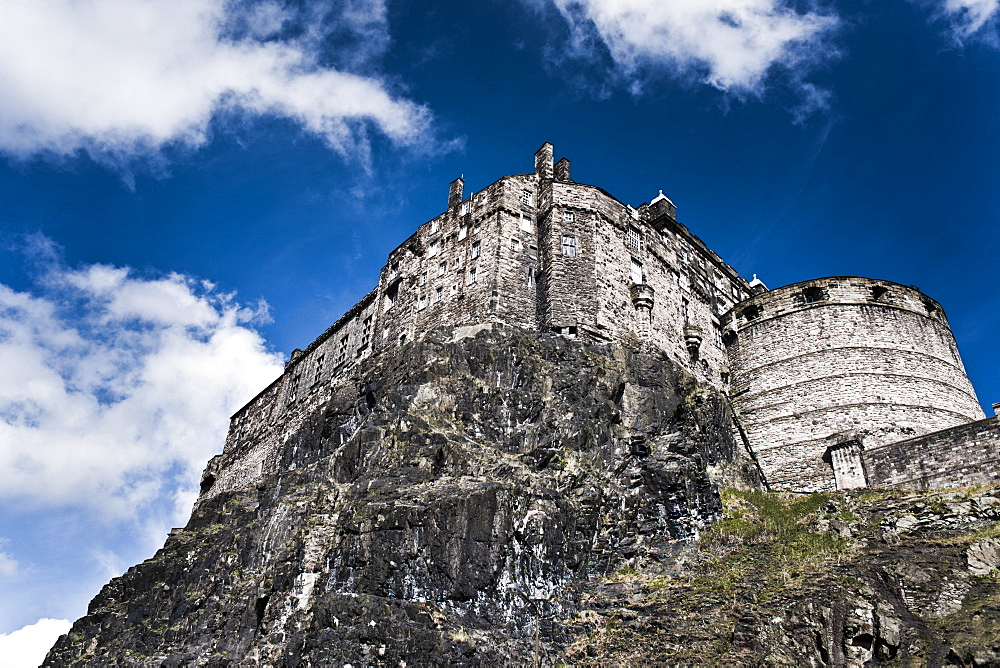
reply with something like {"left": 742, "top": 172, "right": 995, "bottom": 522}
{"left": 0, "top": 0, "right": 998, "bottom": 663}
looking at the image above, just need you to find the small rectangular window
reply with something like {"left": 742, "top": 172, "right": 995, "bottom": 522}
{"left": 562, "top": 211, "right": 574, "bottom": 223}
{"left": 430, "top": 220, "right": 440, "bottom": 234}
{"left": 471, "top": 241, "right": 481, "bottom": 259}
{"left": 627, "top": 226, "right": 642, "bottom": 252}
{"left": 460, "top": 201, "right": 470, "bottom": 216}
{"left": 519, "top": 214, "right": 532, "bottom": 232}
{"left": 473, "top": 223, "right": 480, "bottom": 235}
{"left": 561, "top": 235, "right": 577, "bottom": 257}
{"left": 469, "top": 266, "right": 477, "bottom": 284}
{"left": 527, "top": 267, "right": 535, "bottom": 286}
{"left": 510, "top": 238, "right": 521, "bottom": 252}
{"left": 428, "top": 240, "right": 439, "bottom": 257}
{"left": 438, "top": 261, "right": 447, "bottom": 276}
{"left": 313, "top": 354, "right": 325, "bottom": 382}
{"left": 382, "top": 325, "right": 390, "bottom": 340}
{"left": 631, "top": 258, "right": 644, "bottom": 284}
{"left": 520, "top": 190, "right": 533, "bottom": 206}
{"left": 458, "top": 225, "right": 468, "bottom": 240}
{"left": 435, "top": 286, "right": 443, "bottom": 301}
{"left": 420, "top": 270, "right": 427, "bottom": 286}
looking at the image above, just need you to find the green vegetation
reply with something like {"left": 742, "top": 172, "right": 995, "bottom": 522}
{"left": 695, "top": 490, "right": 845, "bottom": 595}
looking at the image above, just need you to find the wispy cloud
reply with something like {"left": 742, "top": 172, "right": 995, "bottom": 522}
{"left": 0, "top": 0, "right": 430, "bottom": 167}
{"left": 0, "top": 239, "right": 285, "bottom": 519}
{"left": 540, "top": 0, "right": 839, "bottom": 98}
{"left": 937, "top": 0, "right": 999, "bottom": 39}
{"left": 0, "top": 548, "right": 18, "bottom": 577}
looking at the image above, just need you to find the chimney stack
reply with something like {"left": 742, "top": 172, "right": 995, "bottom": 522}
{"left": 448, "top": 177, "right": 464, "bottom": 211}
{"left": 534, "top": 143, "right": 554, "bottom": 179}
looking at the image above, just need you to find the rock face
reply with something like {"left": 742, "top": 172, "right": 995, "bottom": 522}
{"left": 44, "top": 327, "right": 1000, "bottom": 666}
{"left": 45, "top": 327, "right": 759, "bottom": 666}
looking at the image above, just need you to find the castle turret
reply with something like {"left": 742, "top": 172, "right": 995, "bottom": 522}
{"left": 722, "top": 277, "right": 985, "bottom": 491}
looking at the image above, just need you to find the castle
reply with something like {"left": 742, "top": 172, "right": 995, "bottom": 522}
{"left": 208, "top": 143, "right": 998, "bottom": 499}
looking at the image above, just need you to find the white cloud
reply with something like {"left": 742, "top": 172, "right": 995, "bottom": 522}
{"left": 939, "top": 0, "right": 999, "bottom": 38}
{"left": 0, "top": 252, "right": 285, "bottom": 519}
{"left": 0, "top": 0, "right": 430, "bottom": 164}
{"left": 0, "top": 618, "right": 72, "bottom": 668}
{"left": 546, "top": 0, "right": 838, "bottom": 94}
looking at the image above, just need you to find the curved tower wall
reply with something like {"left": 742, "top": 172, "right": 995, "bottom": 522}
{"left": 722, "top": 277, "right": 985, "bottom": 491}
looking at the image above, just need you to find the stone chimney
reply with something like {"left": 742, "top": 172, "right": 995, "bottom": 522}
{"left": 554, "top": 157, "right": 571, "bottom": 181}
{"left": 448, "top": 177, "right": 464, "bottom": 211}
{"left": 534, "top": 143, "right": 554, "bottom": 179}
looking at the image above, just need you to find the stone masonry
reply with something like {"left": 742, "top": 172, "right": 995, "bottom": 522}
{"left": 202, "top": 143, "right": 996, "bottom": 500}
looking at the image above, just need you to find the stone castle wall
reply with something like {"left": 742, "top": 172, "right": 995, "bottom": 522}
{"left": 198, "top": 144, "right": 992, "bottom": 502}
{"left": 202, "top": 143, "right": 756, "bottom": 500}
{"left": 863, "top": 417, "right": 1000, "bottom": 490}
{"left": 722, "top": 277, "right": 985, "bottom": 491}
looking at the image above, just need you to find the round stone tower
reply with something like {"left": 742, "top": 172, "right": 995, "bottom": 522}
{"left": 721, "top": 277, "right": 985, "bottom": 491}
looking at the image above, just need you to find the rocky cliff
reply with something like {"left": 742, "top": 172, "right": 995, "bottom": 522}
{"left": 45, "top": 327, "right": 1000, "bottom": 666}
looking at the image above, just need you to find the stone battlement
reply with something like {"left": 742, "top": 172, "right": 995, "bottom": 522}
{"left": 204, "top": 144, "right": 994, "bottom": 501}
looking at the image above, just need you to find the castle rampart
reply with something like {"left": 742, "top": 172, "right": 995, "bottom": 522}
{"left": 198, "top": 144, "right": 993, "bottom": 502}
{"left": 722, "top": 277, "right": 985, "bottom": 491}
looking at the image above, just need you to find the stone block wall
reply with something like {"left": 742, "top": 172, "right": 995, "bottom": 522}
{"left": 200, "top": 144, "right": 990, "bottom": 502}
{"left": 863, "top": 417, "right": 1000, "bottom": 490}
{"left": 722, "top": 277, "right": 985, "bottom": 491}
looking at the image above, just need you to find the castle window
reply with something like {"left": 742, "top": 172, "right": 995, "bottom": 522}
{"left": 801, "top": 286, "right": 826, "bottom": 304}
{"left": 359, "top": 316, "right": 373, "bottom": 350}
{"left": 520, "top": 190, "right": 533, "bottom": 207}
{"left": 631, "top": 258, "right": 644, "bottom": 284}
{"left": 450, "top": 284, "right": 458, "bottom": 295}
{"left": 461, "top": 201, "right": 470, "bottom": 216}
{"left": 382, "top": 325, "right": 390, "bottom": 340}
{"left": 527, "top": 267, "right": 535, "bottom": 285}
{"left": 313, "top": 354, "right": 325, "bottom": 383}
{"left": 682, "top": 297, "right": 691, "bottom": 324}
{"left": 471, "top": 241, "right": 481, "bottom": 259}
{"left": 336, "top": 337, "right": 348, "bottom": 365}
{"left": 871, "top": 285, "right": 889, "bottom": 301}
{"left": 384, "top": 282, "right": 399, "bottom": 310}
{"left": 563, "top": 211, "right": 574, "bottom": 223}
{"left": 420, "top": 270, "right": 427, "bottom": 286}
{"left": 428, "top": 240, "right": 440, "bottom": 257}
{"left": 469, "top": 266, "right": 478, "bottom": 284}
{"left": 510, "top": 238, "right": 521, "bottom": 252}
{"left": 435, "top": 286, "right": 443, "bottom": 301}
{"left": 712, "top": 323, "right": 723, "bottom": 349}
{"left": 418, "top": 294, "right": 427, "bottom": 310}
{"left": 473, "top": 223, "right": 480, "bottom": 235}
{"left": 519, "top": 213, "right": 532, "bottom": 232}
{"left": 287, "top": 372, "right": 301, "bottom": 403}
{"left": 740, "top": 305, "right": 762, "bottom": 321}
{"left": 561, "top": 235, "right": 577, "bottom": 257}
{"left": 430, "top": 220, "right": 440, "bottom": 234}
{"left": 438, "top": 261, "right": 447, "bottom": 276}
{"left": 399, "top": 333, "right": 407, "bottom": 345}
{"left": 627, "top": 226, "right": 642, "bottom": 252}
{"left": 458, "top": 225, "right": 468, "bottom": 240}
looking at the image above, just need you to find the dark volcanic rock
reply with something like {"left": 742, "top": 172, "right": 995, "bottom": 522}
{"left": 45, "top": 327, "right": 1000, "bottom": 665}
{"left": 45, "top": 327, "right": 759, "bottom": 666}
